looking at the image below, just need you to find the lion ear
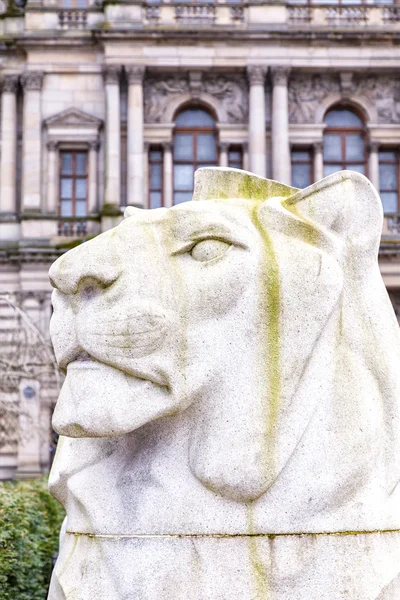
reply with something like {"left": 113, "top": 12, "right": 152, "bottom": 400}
{"left": 277, "top": 170, "right": 383, "bottom": 256}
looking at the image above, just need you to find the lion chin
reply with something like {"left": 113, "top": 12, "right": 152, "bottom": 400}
{"left": 53, "top": 360, "right": 176, "bottom": 438}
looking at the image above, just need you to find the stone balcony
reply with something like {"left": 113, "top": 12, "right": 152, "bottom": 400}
{"left": 15, "top": 1, "right": 400, "bottom": 34}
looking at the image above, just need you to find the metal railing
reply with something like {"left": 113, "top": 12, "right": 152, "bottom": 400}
{"left": 58, "top": 9, "right": 88, "bottom": 29}
{"left": 57, "top": 219, "right": 88, "bottom": 236}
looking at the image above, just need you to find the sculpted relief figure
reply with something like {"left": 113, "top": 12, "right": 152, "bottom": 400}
{"left": 47, "top": 168, "right": 400, "bottom": 599}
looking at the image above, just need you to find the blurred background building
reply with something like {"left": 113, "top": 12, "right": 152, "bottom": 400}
{"left": 1, "top": 0, "right": 400, "bottom": 479}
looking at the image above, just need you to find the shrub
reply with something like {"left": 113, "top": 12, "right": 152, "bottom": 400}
{"left": 0, "top": 477, "right": 65, "bottom": 600}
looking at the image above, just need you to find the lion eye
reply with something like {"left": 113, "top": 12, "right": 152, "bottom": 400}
{"left": 190, "top": 239, "right": 231, "bottom": 262}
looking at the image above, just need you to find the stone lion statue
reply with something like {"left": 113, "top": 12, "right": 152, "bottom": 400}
{"left": 48, "top": 168, "right": 400, "bottom": 600}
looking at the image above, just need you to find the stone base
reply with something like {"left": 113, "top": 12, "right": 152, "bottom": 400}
{"left": 48, "top": 530, "right": 400, "bottom": 600}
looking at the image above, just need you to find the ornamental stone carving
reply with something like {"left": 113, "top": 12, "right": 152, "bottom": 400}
{"left": 247, "top": 65, "right": 267, "bottom": 86}
{"left": 102, "top": 65, "right": 122, "bottom": 85}
{"left": 290, "top": 72, "right": 400, "bottom": 124}
{"left": 144, "top": 72, "right": 248, "bottom": 124}
{"left": 202, "top": 74, "right": 248, "bottom": 123}
{"left": 271, "top": 66, "right": 291, "bottom": 86}
{"left": 289, "top": 73, "right": 340, "bottom": 124}
{"left": 126, "top": 65, "right": 145, "bottom": 85}
{"left": 2, "top": 74, "right": 19, "bottom": 93}
{"left": 21, "top": 71, "right": 44, "bottom": 91}
{"left": 47, "top": 167, "right": 400, "bottom": 599}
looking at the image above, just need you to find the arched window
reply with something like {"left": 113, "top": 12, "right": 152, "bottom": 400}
{"left": 173, "top": 108, "right": 217, "bottom": 205}
{"left": 323, "top": 107, "right": 367, "bottom": 177}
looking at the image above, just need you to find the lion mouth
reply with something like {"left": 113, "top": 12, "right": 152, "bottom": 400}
{"left": 66, "top": 353, "right": 169, "bottom": 389}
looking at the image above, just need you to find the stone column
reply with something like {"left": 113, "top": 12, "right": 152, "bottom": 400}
{"left": 271, "top": 66, "right": 291, "bottom": 185}
{"left": 21, "top": 71, "right": 44, "bottom": 212}
{"left": 88, "top": 141, "right": 99, "bottom": 213}
{"left": 126, "top": 65, "right": 145, "bottom": 207}
{"left": 247, "top": 66, "right": 267, "bottom": 178}
{"left": 103, "top": 66, "right": 121, "bottom": 208}
{"left": 314, "top": 141, "right": 324, "bottom": 183}
{"left": 162, "top": 141, "right": 173, "bottom": 208}
{"left": 219, "top": 142, "right": 229, "bottom": 168}
{"left": 46, "top": 141, "right": 57, "bottom": 213}
{"left": 369, "top": 142, "right": 380, "bottom": 191}
{"left": 0, "top": 74, "right": 19, "bottom": 215}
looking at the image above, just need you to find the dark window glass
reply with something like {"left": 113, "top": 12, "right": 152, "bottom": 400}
{"left": 323, "top": 107, "right": 366, "bottom": 178}
{"left": 59, "top": 151, "right": 88, "bottom": 218}
{"left": 291, "top": 149, "right": 312, "bottom": 188}
{"left": 379, "top": 151, "right": 399, "bottom": 214}
{"left": 228, "top": 146, "right": 243, "bottom": 170}
{"left": 149, "top": 146, "right": 163, "bottom": 209}
{"left": 173, "top": 108, "right": 217, "bottom": 205}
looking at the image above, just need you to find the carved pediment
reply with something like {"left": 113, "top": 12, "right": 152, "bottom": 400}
{"left": 45, "top": 107, "right": 103, "bottom": 130}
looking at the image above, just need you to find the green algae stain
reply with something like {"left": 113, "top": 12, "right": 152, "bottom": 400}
{"left": 282, "top": 196, "right": 321, "bottom": 247}
{"left": 247, "top": 504, "right": 270, "bottom": 599}
{"left": 251, "top": 205, "right": 281, "bottom": 465}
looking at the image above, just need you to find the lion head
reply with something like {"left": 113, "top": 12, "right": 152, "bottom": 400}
{"left": 49, "top": 168, "right": 400, "bottom": 509}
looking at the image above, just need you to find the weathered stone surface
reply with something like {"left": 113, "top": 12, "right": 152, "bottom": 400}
{"left": 47, "top": 168, "right": 400, "bottom": 599}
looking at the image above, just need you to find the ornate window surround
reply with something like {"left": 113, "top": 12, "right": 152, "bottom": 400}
{"left": 44, "top": 107, "right": 103, "bottom": 216}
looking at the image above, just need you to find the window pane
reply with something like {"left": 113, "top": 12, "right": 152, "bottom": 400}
{"left": 379, "top": 163, "right": 397, "bottom": 191}
{"left": 174, "top": 192, "right": 193, "bottom": 205}
{"left": 323, "top": 134, "right": 342, "bottom": 161}
{"left": 75, "top": 200, "right": 87, "bottom": 217}
{"left": 229, "top": 151, "right": 241, "bottom": 162}
{"left": 61, "top": 178, "right": 73, "bottom": 199}
{"left": 75, "top": 179, "right": 87, "bottom": 199}
{"left": 345, "top": 134, "right": 364, "bottom": 161}
{"left": 76, "top": 0, "right": 88, "bottom": 8}
{"left": 324, "top": 164, "right": 341, "bottom": 177}
{"left": 381, "top": 192, "right": 398, "bottom": 214}
{"left": 61, "top": 153, "right": 73, "bottom": 175}
{"left": 150, "top": 164, "right": 162, "bottom": 189}
{"left": 174, "top": 165, "right": 194, "bottom": 190}
{"left": 150, "top": 192, "right": 162, "bottom": 209}
{"left": 175, "top": 109, "right": 215, "bottom": 127}
{"left": 325, "top": 110, "right": 363, "bottom": 127}
{"left": 76, "top": 153, "right": 87, "bottom": 175}
{"left": 150, "top": 150, "right": 162, "bottom": 160}
{"left": 292, "top": 151, "right": 311, "bottom": 162}
{"left": 379, "top": 151, "right": 397, "bottom": 162}
{"left": 197, "top": 134, "right": 217, "bottom": 162}
{"left": 174, "top": 134, "right": 194, "bottom": 161}
{"left": 61, "top": 0, "right": 73, "bottom": 8}
{"left": 292, "top": 164, "right": 311, "bottom": 189}
{"left": 60, "top": 200, "right": 72, "bottom": 217}
{"left": 347, "top": 164, "right": 365, "bottom": 175}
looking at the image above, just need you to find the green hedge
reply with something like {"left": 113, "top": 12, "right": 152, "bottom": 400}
{"left": 0, "top": 477, "right": 65, "bottom": 600}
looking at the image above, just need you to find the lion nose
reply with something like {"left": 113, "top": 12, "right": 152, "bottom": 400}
{"left": 49, "top": 242, "right": 120, "bottom": 296}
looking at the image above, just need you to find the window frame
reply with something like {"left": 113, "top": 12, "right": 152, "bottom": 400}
{"left": 228, "top": 145, "right": 244, "bottom": 170}
{"left": 291, "top": 147, "right": 314, "bottom": 188}
{"left": 173, "top": 107, "right": 218, "bottom": 206}
{"left": 379, "top": 149, "right": 400, "bottom": 214}
{"left": 323, "top": 107, "right": 368, "bottom": 178}
{"left": 148, "top": 145, "right": 164, "bottom": 209}
{"left": 58, "top": 150, "right": 89, "bottom": 219}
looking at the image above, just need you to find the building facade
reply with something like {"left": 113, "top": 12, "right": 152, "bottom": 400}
{"left": 1, "top": 0, "right": 400, "bottom": 479}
